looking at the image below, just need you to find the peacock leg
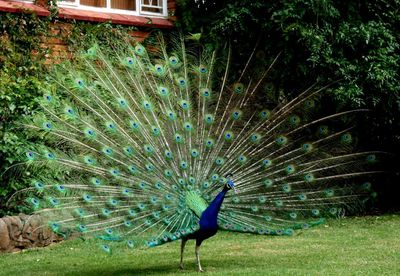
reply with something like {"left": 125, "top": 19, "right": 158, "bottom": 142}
{"left": 195, "top": 243, "right": 204, "bottom": 272}
{"left": 179, "top": 238, "right": 187, "bottom": 269}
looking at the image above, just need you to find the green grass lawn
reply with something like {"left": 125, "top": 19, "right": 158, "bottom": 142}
{"left": 0, "top": 215, "right": 399, "bottom": 275}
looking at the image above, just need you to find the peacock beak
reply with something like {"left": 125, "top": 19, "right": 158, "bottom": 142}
{"left": 226, "top": 178, "right": 237, "bottom": 193}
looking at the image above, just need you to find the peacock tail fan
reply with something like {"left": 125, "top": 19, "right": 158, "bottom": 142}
{"left": 18, "top": 33, "right": 381, "bottom": 253}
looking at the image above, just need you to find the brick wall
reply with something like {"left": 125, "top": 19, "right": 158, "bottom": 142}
{"left": 0, "top": 0, "right": 177, "bottom": 63}
{"left": 1, "top": 0, "right": 176, "bottom": 64}
{"left": 35, "top": 23, "right": 153, "bottom": 64}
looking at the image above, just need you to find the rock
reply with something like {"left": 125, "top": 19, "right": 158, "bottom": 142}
{"left": 1, "top": 217, "right": 12, "bottom": 231}
{"left": 22, "top": 215, "right": 32, "bottom": 232}
{"left": 42, "top": 226, "right": 62, "bottom": 243}
{"left": 18, "top": 213, "right": 29, "bottom": 221}
{"left": 0, "top": 219, "right": 10, "bottom": 250}
{"left": 4, "top": 216, "right": 22, "bottom": 240}
{"left": 23, "top": 215, "right": 43, "bottom": 242}
{"left": 22, "top": 225, "right": 33, "bottom": 240}
{"left": 0, "top": 214, "right": 65, "bottom": 252}
{"left": 14, "top": 235, "right": 31, "bottom": 248}
{"left": 8, "top": 216, "right": 23, "bottom": 230}
{"left": 28, "top": 215, "right": 43, "bottom": 230}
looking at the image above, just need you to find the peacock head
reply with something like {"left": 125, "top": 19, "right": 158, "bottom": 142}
{"left": 225, "top": 173, "right": 237, "bottom": 194}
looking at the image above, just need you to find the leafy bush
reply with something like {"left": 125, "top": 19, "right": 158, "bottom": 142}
{"left": 0, "top": 14, "right": 136, "bottom": 216}
{"left": 176, "top": 0, "right": 399, "bottom": 210}
{"left": 0, "top": 13, "right": 50, "bottom": 215}
{"left": 177, "top": 0, "right": 399, "bottom": 146}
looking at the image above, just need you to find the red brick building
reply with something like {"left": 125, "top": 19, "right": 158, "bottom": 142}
{"left": 0, "top": 0, "right": 175, "bottom": 60}
{"left": 0, "top": 0, "right": 175, "bottom": 27}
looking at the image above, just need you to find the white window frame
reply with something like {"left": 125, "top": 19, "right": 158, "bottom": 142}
{"left": 59, "top": 0, "right": 167, "bottom": 17}
{"left": 139, "top": 0, "right": 167, "bottom": 16}
{"left": 16, "top": 0, "right": 168, "bottom": 18}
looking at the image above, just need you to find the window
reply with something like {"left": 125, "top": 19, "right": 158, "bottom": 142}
{"left": 59, "top": 0, "right": 167, "bottom": 17}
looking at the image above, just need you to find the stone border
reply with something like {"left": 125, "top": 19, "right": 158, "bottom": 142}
{"left": 0, "top": 214, "right": 63, "bottom": 253}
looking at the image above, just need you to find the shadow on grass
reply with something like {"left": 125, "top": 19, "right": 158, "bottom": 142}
{"left": 63, "top": 258, "right": 252, "bottom": 275}
{"left": 75, "top": 265, "right": 181, "bottom": 276}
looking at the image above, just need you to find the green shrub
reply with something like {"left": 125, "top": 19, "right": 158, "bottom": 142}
{"left": 176, "top": 0, "right": 399, "bottom": 149}
{"left": 176, "top": 0, "right": 399, "bottom": 210}
{"left": 0, "top": 13, "right": 50, "bottom": 215}
{"left": 0, "top": 13, "right": 137, "bottom": 215}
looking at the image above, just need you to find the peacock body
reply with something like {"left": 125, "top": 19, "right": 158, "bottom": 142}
{"left": 20, "top": 34, "right": 377, "bottom": 271}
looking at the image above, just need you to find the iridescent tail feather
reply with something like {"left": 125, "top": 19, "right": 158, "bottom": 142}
{"left": 11, "top": 33, "right": 381, "bottom": 252}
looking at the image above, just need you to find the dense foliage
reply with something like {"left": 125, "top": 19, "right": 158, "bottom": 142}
{"left": 0, "top": 13, "right": 135, "bottom": 216}
{"left": 0, "top": 13, "right": 49, "bottom": 215}
{"left": 176, "top": 0, "right": 400, "bottom": 210}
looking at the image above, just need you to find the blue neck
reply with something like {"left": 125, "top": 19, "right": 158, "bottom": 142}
{"left": 199, "top": 186, "right": 228, "bottom": 230}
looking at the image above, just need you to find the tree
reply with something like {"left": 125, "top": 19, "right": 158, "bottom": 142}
{"left": 176, "top": 0, "right": 400, "bottom": 211}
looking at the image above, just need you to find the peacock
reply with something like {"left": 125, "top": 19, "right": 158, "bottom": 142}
{"left": 16, "top": 34, "right": 379, "bottom": 272}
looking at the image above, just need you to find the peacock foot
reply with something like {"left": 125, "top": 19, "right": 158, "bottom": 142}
{"left": 179, "top": 264, "right": 184, "bottom": 270}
